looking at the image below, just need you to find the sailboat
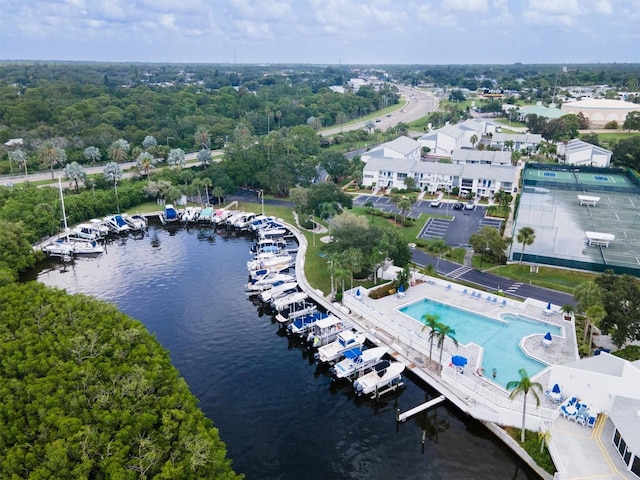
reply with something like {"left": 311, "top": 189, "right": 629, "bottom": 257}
{"left": 42, "top": 178, "right": 104, "bottom": 256}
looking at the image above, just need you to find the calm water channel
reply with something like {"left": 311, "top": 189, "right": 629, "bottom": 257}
{"left": 25, "top": 226, "right": 539, "bottom": 479}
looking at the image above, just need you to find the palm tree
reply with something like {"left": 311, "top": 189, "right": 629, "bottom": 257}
{"left": 574, "top": 281, "right": 602, "bottom": 314}
{"left": 212, "top": 186, "right": 224, "bottom": 206}
{"left": 470, "top": 134, "right": 478, "bottom": 149}
{"left": 194, "top": 127, "right": 211, "bottom": 150}
{"left": 64, "top": 162, "right": 86, "bottom": 192}
{"left": 136, "top": 152, "right": 155, "bottom": 180}
{"left": 421, "top": 314, "right": 442, "bottom": 367}
{"left": 365, "top": 120, "right": 375, "bottom": 133}
{"left": 516, "top": 226, "right": 536, "bottom": 264}
{"left": 435, "top": 323, "right": 458, "bottom": 373}
{"left": 504, "top": 140, "right": 515, "bottom": 152}
{"left": 506, "top": 368, "right": 543, "bottom": 443}
{"left": 585, "top": 304, "right": 606, "bottom": 350}
{"left": 108, "top": 139, "right": 130, "bottom": 163}
{"left": 39, "top": 143, "right": 67, "bottom": 180}
{"left": 428, "top": 239, "right": 451, "bottom": 272}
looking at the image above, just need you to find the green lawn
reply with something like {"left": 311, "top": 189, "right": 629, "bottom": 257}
{"left": 487, "top": 264, "right": 598, "bottom": 294}
{"left": 591, "top": 131, "right": 640, "bottom": 147}
{"left": 494, "top": 118, "right": 527, "bottom": 129}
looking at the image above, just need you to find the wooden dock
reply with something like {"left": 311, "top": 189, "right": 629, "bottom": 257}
{"left": 396, "top": 395, "right": 446, "bottom": 422}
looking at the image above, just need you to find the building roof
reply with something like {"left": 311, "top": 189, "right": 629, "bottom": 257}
{"left": 419, "top": 124, "right": 466, "bottom": 141}
{"left": 564, "top": 352, "right": 626, "bottom": 377}
{"left": 564, "top": 139, "right": 612, "bottom": 157}
{"left": 609, "top": 395, "right": 640, "bottom": 455}
{"left": 519, "top": 105, "right": 565, "bottom": 119}
{"left": 4, "top": 138, "right": 23, "bottom": 147}
{"left": 562, "top": 98, "right": 640, "bottom": 110}
{"left": 364, "top": 157, "right": 517, "bottom": 183}
{"left": 492, "top": 132, "right": 542, "bottom": 144}
{"left": 451, "top": 149, "right": 512, "bottom": 163}
{"left": 384, "top": 135, "right": 421, "bottom": 155}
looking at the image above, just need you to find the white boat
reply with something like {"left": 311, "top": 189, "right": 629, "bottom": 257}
{"left": 260, "top": 281, "right": 298, "bottom": 303}
{"left": 43, "top": 178, "right": 105, "bottom": 257}
{"left": 258, "top": 223, "right": 288, "bottom": 239}
{"left": 249, "top": 215, "right": 274, "bottom": 231}
{"left": 287, "top": 311, "right": 329, "bottom": 337}
{"left": 69, "top": 239, "right": 105, "bottom": 255}
{"left": 330, "top": 346, "right": 389, "bottom": 381}
{"left": 73, "top": 221, "right": 109, "bottom": 240}
{"left": 224, "top": 211, "right": 247, "bottom": 227}
{"left": 182, "top": 206, "right": 201, "bottom": 223}
{"left": 160, "top": 204, "right": 180, "bottom": 224}
{"left": 315, "top": 330, "right": 368, "bottom": 364}
{"left": 247, "top": 252, "right": 293, "bottom": 272}
{"left": 275, "top": 302, "right": 318, "bottom": 324}
{"left": 103, "top": 214, "right": 130, "bottom": 234}
{"left": 234, "top": 212, "right": 258, "bottom": 230}
{"left": 246, "top": 273, "right": 296, "bottom": 292}
{"left": 249, "top": 263, "right": 290, "bottom": 280}
{"left": 271, "top": 291, "right": 309, "bottom": 311}
{"left": 198, "top": 207, "right": 214, "bottom": 223}
{"left": 43, "top": 238, "right": 75, "bottom": 257}
{"left": 122, "top": 213, "right": 148, "bottom": 231}
{"left": 306, "top": 316, "right": 348, "bottom": 348}
{"left": 353, "top": 360, "right": 405, "bottom": 397}
{"left": 212, "top": 209, "right": 233, "bottom": 225}
{"left": 68, "top": 226, "right": 99, "bottom": 242}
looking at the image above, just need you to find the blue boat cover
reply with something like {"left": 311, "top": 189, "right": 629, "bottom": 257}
{"left": 343, "top": 347, "right": 362, "bottom": 359}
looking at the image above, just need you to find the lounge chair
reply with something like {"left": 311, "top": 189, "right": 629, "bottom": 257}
{"left": 492, "top": 297, "right": 498, "bottom": 304}
{"left": 500, "top": 299, "right": 507, "bottom": 307}
{"left": 587, "top": 416, "right": 596, "bottom": 428}
{"left": 445, "top": 284, "right": 451, "bottom": 291}
{"left": 576, "top": 416, "right": 586, "bottom": 426}
{"left": 469, "top": 291, "right": 476, "bottom": 298}
{"left": 486, "top": 296, "right": 492, "bottom": 303}
{"left": 476, "top": 293, "right": 482, "bottom": 300}
{"left": 461, "top": 289, "right": 468, "bottom": 295}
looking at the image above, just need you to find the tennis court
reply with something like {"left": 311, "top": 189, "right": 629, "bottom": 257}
{"left": 522, "top": 164, "right": 640, "bottom": 194}
{"left": 512, "top": 166, "right": 640, "bottom": 274}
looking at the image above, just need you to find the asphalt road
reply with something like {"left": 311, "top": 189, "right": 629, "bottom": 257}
{"left": 410, "top": 248, "right": 575, "bottom": 307}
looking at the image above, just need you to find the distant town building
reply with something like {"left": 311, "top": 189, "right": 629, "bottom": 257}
{"left": 561, "top": 98, "right": 639, "bottom": 127}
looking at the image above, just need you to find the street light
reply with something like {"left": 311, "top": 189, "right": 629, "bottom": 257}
{"left": 308, "top": 215, "right": 316, "bottom": 247}
{"left": 480, "top": 243, "right": 490, "bottom": 269}
{"left": 258, "top": 189, "right": 264, "bottom": 215}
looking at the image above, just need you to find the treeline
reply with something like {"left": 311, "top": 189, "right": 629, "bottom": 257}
{"left": 0, "top": 281, "right": 244, "bottom": 479}
{"left": 0, "top": 62, "right": 399, "bottom": 174}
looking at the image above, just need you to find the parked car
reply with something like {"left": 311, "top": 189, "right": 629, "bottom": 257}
{"left": 453, "top": 202, "right": 464, "bottom": 210}
{"left": 465, "top": 200, "right": 475, "bottom": 210}
{"left": 430, "top": 199, "right": 441, "bottom": 208}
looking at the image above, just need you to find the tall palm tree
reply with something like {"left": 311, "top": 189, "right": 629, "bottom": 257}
{"left": 136, "top": 152, "right": 155, "bottom": 180}
{"left": 585, "top": 304, "right": 606, "bottom": 349}
{"left": 421, "top": 314, "right": 442, "bottom": 366}
{"left": 212, "top": 186, "right": 224, "bottom": 206}
{"left": 435, "top": 323, "right": 458, "bottom": 372}
{"left": 428, "top": 239, "right": 451, "bottom": 272}
{"left": 201, "top": 178, "right": 213, "bottom": 204}
{"left": 470, "top": 134, "right": 478, "bottom": 149}
{"left": 194, "top": 127, "right": 211, "bottom": 150}
{"left": 516, "top": 226, "right": 536, "bottom": 264}
{"left": 108, "top": 139, "right": 130, "bottom": 163}
{"left": 39, "top": 143, "right": 67, "bottom": 180}
{"left": 506, "top": 369, "right": 543, "bottom": 443}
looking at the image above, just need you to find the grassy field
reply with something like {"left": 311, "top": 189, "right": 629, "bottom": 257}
{"left": 592, "top": 131, "right": 640, "bottom": 147}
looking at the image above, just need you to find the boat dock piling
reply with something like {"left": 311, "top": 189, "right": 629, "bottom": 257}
{"left": 396, "top": 394, "right": 446, "bottom": 423}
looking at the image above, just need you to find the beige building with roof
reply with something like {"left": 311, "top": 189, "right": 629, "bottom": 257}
{"left": 561, "top": 99, "right": 639, "bottom": 127}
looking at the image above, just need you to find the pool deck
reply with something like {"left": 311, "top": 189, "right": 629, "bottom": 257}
{"left": 340, "top": 277, "right": 634, "bottom": 480}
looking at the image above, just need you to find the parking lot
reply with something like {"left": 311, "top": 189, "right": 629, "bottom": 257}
{"left": 353, "top": 194, "right": 502, "bottom": 247}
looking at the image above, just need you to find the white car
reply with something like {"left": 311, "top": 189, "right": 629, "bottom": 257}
{"left": 430, "top": 199, "right": 441, "bottom": 208}
{"left": 464, "top": 200, "right": 475, "bottom": 210}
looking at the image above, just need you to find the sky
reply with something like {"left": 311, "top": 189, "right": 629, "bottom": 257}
{"left": 1, "top": 0, "right": 638, "bottom": 65}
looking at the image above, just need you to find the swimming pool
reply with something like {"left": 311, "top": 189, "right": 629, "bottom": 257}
{"left": 399, "top": 298, "right": 562, "bottom": 388}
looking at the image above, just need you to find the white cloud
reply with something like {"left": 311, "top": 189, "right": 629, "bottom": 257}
{"left": 442, "top": 0, "right": 489, "bottom": 12}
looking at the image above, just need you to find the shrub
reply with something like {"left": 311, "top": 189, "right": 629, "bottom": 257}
{"left": 368, "top": 283, "right": 393, "bottom": 299}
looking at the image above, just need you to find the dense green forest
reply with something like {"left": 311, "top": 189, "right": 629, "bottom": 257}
{"left": 0, "top": 282, "right": 243, "bottom": 479}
